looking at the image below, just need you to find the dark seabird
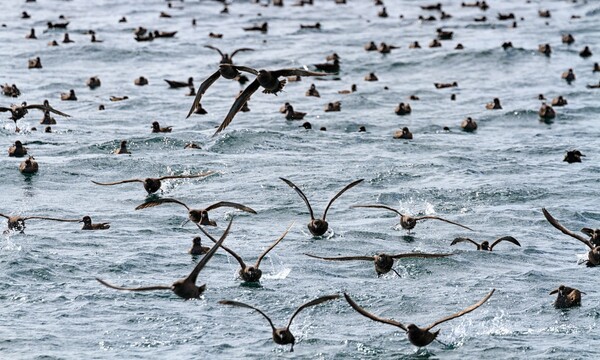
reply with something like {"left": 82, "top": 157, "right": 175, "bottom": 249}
{"left": 134, "top": 76, "right": 149, "bottom": 86}
{"left": 214, "top": 66, "right": 327, "bottom": 134}
{"left": 114, "top": 140, "right": 130, "bottom": 154}
{"left": 562, "top": 68, "right": 575, "bottom": 83}
{"left": 219, "top": 294, "right": 339, "bottom": 352}
{"left": 351, "top": 204, "right": 473, "bottom": 233}
{"left": 198, "top": 222, "right": 294, "bottom": 282}
{"left": 135, "top": 198, "right": 256, "bottom": 227}
{"left": 395, "top": 103, "right": 411, "bottom": 115}
{"left": 461, "top": 117, "right": 477, "bottom": 132}
{"left": 19, "top": 156, "right": 38, "bottom": 174}
{"left": 562, "top": 34, "right": 575, "bottom": 44}
{"left": 97, "top": 219, "right": 231, "bottom": 299}
{"left": 542, "top": 208, "right": 600, "bottom": 266}
{"left": 86, "top": 76, "right": 101, "bottom": 89}
{"left": 80, "top": 215, "right": 110, "bottom": 230}
{"left": 165, "top": 77, "right": 193, "bottom": 89}
{"left": 189, "top": 237, "right": 210, "bottom": 255}
{"left": 579, "top": 46, "right": 592, "bottom": 58}
{"left": 564, "top": 150, "right": 584, "bottom": 163}
{"left": 393, "top": 127, "right": 413, "bottom": 139}
{"left": 338, "top": 84, "right": 357, "bottom": 94}
{"left": 550, "top": 285, "right": 583, "bottom": 309}
{"left": 305, "top": 84, "right": 320, "bottom": 97}
{"left": 0, "top": 213, "right": 79, "bottom": 232}
{"left": 344, "top": 290, "right": 495, "bottom": 347}
{"left": 538, "top": 103, "right": 556, "bottom": 121}
{"left": 151, "top": 121, "right": 172, "bottom": 133}
{"left": 204, "top": 45, "right": 254, "bottom": 64}
{"left": 305, "top": 252, "right": 452, "bottom": 276}
{"left": 324, "top": 101, "right": 341, "bottom": 112}
{"left": 551, "top": 96, "right": 567, "bottom": 107}
{"left": 280, "top": 178, "right": 363, "bottom": 236}
{"left": 243, "top": 22, "right": 268, "bottom": 33}
{"left": 284, "top": 104, "right": 306, "bottom": 120}
{"left": 60, "top": 89, "right": 77, "bottom": 101}
{"left": 92, "top": 171, "right": 214, "bottom": 194}
{"left": 486, "top": 98, "right": 502, "bottom": 109}
{"left": 28, "top": 57, "right": 42, "bottom": 69}
{"left": 8, "top": 140, "right": 27, "bottom": 157}
{"left": 434, "top": 82, "right": 457, "bottom": 89}
{"left": 26, "top": 28, "right": 36, "bottom": 39}
{"left": 451, "top": 236, "right": 521, "bottom": 250}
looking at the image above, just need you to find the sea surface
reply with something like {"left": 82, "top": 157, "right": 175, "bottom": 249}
{"left": 1, "top": 0, "right": 600, "bottom": 359}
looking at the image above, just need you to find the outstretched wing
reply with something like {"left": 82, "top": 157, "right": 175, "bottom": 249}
{"left": 204, "top": 45, "right": 224, "bottom": 57}
{"left": 413, "top": 216, "right": 474, "bottom": 231}
{"left": 542, "top": 208, "right": 592, "bottom": 249}
{"left": 157, "top": 171, "right": 215, "bottom": 181}
{"left": 205, "top": 201, "right": 256, "bottom": 214}
{"left": 233, "top": 65, "right": 259, "bottom": 76}
{"left": 187, "top": 218, "right": 232, "bottom": 283}
{"left": 231, "top": 48, "right": 254, "bottom": 58}
{"left": 305, "top": 253, "right": 373, "bottom": 261}
{"left": 91, "top": 179, "right": 142, "bottom": 186}
{"left": 22, "top": 216, "right": 80, "bottom": 222}
{"left": 351, "top": 204, "right": 403, "bottom": 216}
{"left": 390, "top": 252, "right": 453, "bottom": 259}
{"left": 197, "top": 222, "right": 246, "bottom": 268}
{"left": 450, "top": 237, "right": 480, "bottom": 248}
{"left": 135, "top": 198, "right": 190, "bottom": 211}
{"left": 214, "top": 79, "right": 260, "bottom": 135}
{"left": 0, "top": 107, "right": 12, "bottom": 112}
{"left": 280, "top": 177, "right": 315, "bottom": 220}
{"left": 0, "top": 213, "right": 10, "bottom": 219}
{"left": 272, "top": 69, "right": 329, "bottom": 78}
{"left": 219, "top": 300, "right": 276, "bottom": 331}
{"left": 26, "top": 103, "right": 71, "bottom": 117}
{"left": 343, "top": 293, "right": 407, "bottom": 331}
{"left": 489, "top": 236, "right": 521, "bottom": 250}
{"left": 256, "top": 221, "right": 294, "bottom": 268}
{"left": 425, "top": 289, "right": 495, "bottom": 331}
{"left": 287, "top": 294, "right": 339, "bottom": 329}
{"left": 96, "top": 278, "right": 171, "bottom": 292}
{"left": 186, "top": 70, "right": 221, "bottom": 118}
{"left": 323, "top": 179, "right": 364, "bottom": 220}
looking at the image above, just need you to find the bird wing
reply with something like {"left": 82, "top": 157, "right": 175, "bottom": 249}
{"left": 135, "top": 198, "right": 190, "bottom": 211}
{"left": 450, "top": 237, "right": 480, "bottom": 248}
{"left": 350, "top": 204, "right": 403, "bottom": 216}
{"left": 0, "top": 107, "right": 11, "bottom": 112}
{"left": 489, "top": 236, "right": 521, "bottom": 250}
{"left": 323, "top": 179, "right": 364, "bottom": 220}
{"left": 413, "top": 216, "right": 474, "bottom": 231}
{"left": 96, "top": 278, "right": 170, "bottom": 292}
{"left": 343, "top": 293, "right": 407, "bottom": 331}
{"left": 213, "top": 79, "right": 260, "bottom": 135}
{"left": 22, "top": 216, "right": 80, "bottom": 222}
{"left": 205, "top": 201, "right": 257, "bottom": 214}
{"left": 425, "top": 289, "right": 495, "bottom": 331}
{"left": 255, "top": 221, "right": 295, "bottom": 268}
{"left": 280, "top": 177, "right": 315, "bottom": 220}
{"left": 390, "top": 252, "right": 453, "bottom": 259}
{"left": 187, "top": 218, "right": 232, "bottom": 283}
{"left": 287, "top": 294, "right": 339, "bottom": 329}
{"left": 197, "top": 222, "right": 246, "bottom": 268}
{"left": 91, "top": 179, "right": 142, "bottom": 186}
{"left": 230, "top": 48, "right": 255, "bottom": 58}
{"left": 218, "top": 300, "right": 276, "bottom": 332}
{"left": 186, "top": 70, "right": 221, "bottom": 119}
{"left": 305, "top": 253, "right": 373, "bottom": 261}
{"left": 204, "top": 45, "right": 224, "bottom": 57}
{"left": 542, "top": 208, "right": 593, "bottom": 249}
{"left": 232, "top": 65, "right": 259, "bottom": 75}
{"left": 156, "top": 171, "right": 215, "bottom": 181}
{"left": 0, "top": 213, "right": 10, "bottom": 219}
{"left": 25, "top": 104, "right": 71, "bottom": 117}
{"left": 272, "top": 69, "right": 329, "bottom": 77}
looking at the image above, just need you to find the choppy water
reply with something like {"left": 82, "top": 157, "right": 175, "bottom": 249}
{"left": 1, "top": 0, "right": 600, "bottom": 358}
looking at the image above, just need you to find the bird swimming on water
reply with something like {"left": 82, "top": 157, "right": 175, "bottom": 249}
{"left": 563, "top": 150, "right": 584, "bottom": 163}
{"left": 219, "top": 294, "right": 339, "bottom": 352}
{"left": 280, "top": 177, "right": 363, "bottom": 236}
{"left": 80, "top": 215, "right": 110, "bottom": 230}
{"left": 343, "top": 289, "right": 495, "bottom": 347}
{"left": 550, "top": 285, "right": 583, "bottom": 309}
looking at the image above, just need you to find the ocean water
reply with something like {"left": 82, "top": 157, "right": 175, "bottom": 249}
{"left": 1, "top": 0, "right": 600, "bottom": 358}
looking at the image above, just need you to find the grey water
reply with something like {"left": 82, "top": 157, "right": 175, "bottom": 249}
{"left": 1, "top": 0, "right": 600, "bottom": 358}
